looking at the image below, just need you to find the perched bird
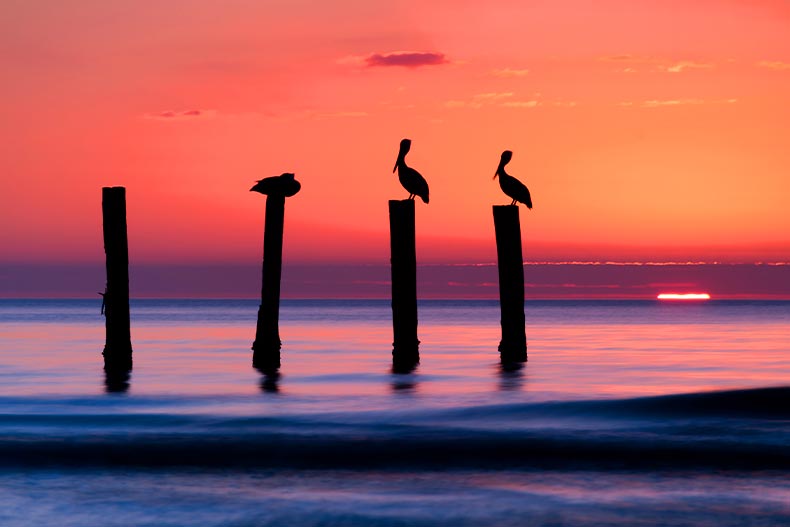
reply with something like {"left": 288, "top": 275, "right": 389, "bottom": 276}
{"left": 250, "top": 173, "right": 301, "bottom": 197}
{"left": 494, "top": 150, "right": 532, "bottom": 209}
{"left": 393, "top": 138, "right": 430, "bottom": 204}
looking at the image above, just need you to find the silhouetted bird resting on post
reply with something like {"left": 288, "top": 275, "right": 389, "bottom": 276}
{"left": 494, "top": 150, "right": 532, "bottom": 209}
{"left": 393, "top": 139, "right": 430, "bottom": 203}
{"left": 250, "top": 173, "right": 301, "bottom": 197}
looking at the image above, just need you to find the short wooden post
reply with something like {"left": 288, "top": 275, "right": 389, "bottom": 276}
{"left": 493, "top": 205, "right": 527, "bottom": 362}
{"left": 102, "top": 187, "right": 132, "bottom": 370}
{"left": 389, "top": 199, "right": 419, "bottom": 368}
{"left": 252, "top": 194, "right": 285, "bottom": 370}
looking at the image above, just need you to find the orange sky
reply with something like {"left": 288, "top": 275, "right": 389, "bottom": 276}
{"left": 1, "top": 0, "right": 788, "bottom": 266}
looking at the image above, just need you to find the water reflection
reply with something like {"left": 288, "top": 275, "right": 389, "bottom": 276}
{"left": 258, "top": 369, "right": 281, "bottom": 394}
{"left": 104, "top": 366, "right": 131, "bottom": 394}
{"left": 498, "top": 360, "right": 525, "bottom": 392}
{"left": 391, "top": 359, "right": 419, "bottom": 394}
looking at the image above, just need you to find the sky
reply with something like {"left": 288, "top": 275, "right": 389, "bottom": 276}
{"left": 1, "top": 0, "right": 788, "bottom": 297}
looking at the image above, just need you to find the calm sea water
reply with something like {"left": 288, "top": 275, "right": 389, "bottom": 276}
{"left": 0, "top": 299, "right": 789, "bottom": 526}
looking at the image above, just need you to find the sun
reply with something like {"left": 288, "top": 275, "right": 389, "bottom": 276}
{"left": 657, "top": 293, "right": 711, "bottom": 300}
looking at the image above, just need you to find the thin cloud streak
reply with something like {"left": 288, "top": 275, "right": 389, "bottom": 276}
{"left": 491, "top": 67, "right": 530, "bottom": 77}
{"left": 662, "top": 61, "right": 714, "bottom": 73}
{"left": 599, "top": 55, "right": 715, "bottom": 73}
{"left": 364, "top": 51, "right": 449, "bottom": 68}
{"left": 144, "top": 109, "right": 215, "bottom": 120}
{"left": 619, "top": 99, "right": 737, "bottom": 108}
{"left": 758, "top": 60, "right": 790, "bottom": 70}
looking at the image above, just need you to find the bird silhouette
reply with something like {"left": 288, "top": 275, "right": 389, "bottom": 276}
{"left": 250, "top": 173, "right": 301, "bottom": 197}
{"left": 494, "top": 150, "right": 532, "bottom": 209}
{"left": 393, "top": 139, "right": 429, "bottom": 203}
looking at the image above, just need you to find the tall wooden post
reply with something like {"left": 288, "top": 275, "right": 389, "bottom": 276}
{"left": 493, "top": 205, "right": 527, "bottom": 362}
{"left": 389, "top": 199, "right": 419, "bottom": 368}
{"left": 102, "top": 187, "right": 132, "bottom": 370}
{"left": 252, "top": 194, "right": 285, "bottom": 370}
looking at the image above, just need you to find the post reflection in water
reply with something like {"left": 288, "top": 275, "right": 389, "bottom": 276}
{"left": 104, "top": 366, "right": 131, "bottom": 394}
{"left": 391, "top": 359, "right": 419, "bottom": 394}
{"left": 258, "top": 369, "right": 281, "bottom": 394}
{"left": 391, "top": 373, "right": 419, "bottom": 394}
{"left": 498, "top": 360, "right": 525, "bottom": 392}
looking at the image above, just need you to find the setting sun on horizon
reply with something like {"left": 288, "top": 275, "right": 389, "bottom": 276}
{"left": 657, "top": 293, "right": 712, "bottom": 300}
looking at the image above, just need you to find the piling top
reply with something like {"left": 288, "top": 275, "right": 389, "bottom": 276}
{"left": 102, "top": 187, "right": 126, "bottom": 200}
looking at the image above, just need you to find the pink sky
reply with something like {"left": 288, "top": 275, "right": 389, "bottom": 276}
{"left": 1, "top": 1, "right": 788, "bottom": 296}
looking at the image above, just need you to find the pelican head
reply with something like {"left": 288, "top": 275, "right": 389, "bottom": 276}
{"left": 393, "top": 138, "right": 412, "bottom": 173}
{"left": 495, "top": 150, "right": 513, "bottom": 179}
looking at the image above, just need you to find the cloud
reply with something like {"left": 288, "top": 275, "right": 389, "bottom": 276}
{"left": 364, "top": 51, "right": 448, "bottom": 68}
{"left": 502, "top": 100, "right": 539, "bottom": 108}
{"left": 446, "top": 93, "right": 573, "bottom": 110}
{"left": 758, "top": 60, "right": 790, "bottom": 70}
{"left": 144, "top": 109, "right": 215, "bottom": 121}
{"left": 474, "top": 92, "right": 514, "bottom": 101}
{"left": 445, "top": 92, "right": 513, "bottom": 109}
{"left": 600, "top": 55, "right": 715, "bottom": 73}
{"left": 491, "top": 68, "right": 529, "bottom": 77}
{"left": 312, "top": 111, "right": 368, "bottom": 119}
{"left": 599, "top": 54, "right": 641, "bottom": 62}
{"left": 620, "top": 99, "right": 737, "bottom": 108}
{"left": 662, "top": 61, "right": 713, "bottom": 73}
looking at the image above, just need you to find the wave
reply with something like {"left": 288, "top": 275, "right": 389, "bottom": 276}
{"left": 1, "top": 387, "right": 789, "bottom": 470}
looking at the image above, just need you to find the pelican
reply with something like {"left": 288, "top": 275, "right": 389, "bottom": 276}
{"left": 250, "top": 173, "right": 301, "bottom": 197}
{"left": 494, "top": 150, "right": 532, "bottom": 209}
{"left": 393, "top": 139, "right": 429, "bottom": 203}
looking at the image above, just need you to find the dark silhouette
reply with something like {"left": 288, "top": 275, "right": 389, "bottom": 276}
{"left": 393, "top": 139, "right": 430, "bottom": 203}
{"left": 104, "top": 366, "right": 131, "bottom": 393}
{"left": 250, "top": 172, "right": 301, "bottom": 197}
{"left": 250, "top": 173, "right": 301, "bottom": 371}
{"left": 494, "top": 150, "right": 532, "bottom": 208}
{"left": 392, "top": 354, "right": 419, "bottom": 375}
{"left": 259, "top": 369, "right": 281, "bottom": 394}
{"left": 391, "top": 367, "right": 418, "bottom": 393}
{"left": 101, "top": 187, "right": 132, "bottom": 372}
{"left": 389, "top": 199, "right": 420, "bottom": 365}
{"left": 493, "top": 205, "right": 528, "bottom": 362}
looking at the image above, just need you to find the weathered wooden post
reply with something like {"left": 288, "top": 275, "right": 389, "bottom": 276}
{"left": 102, "top": 186, "right": 132, "bottom": 371}
{"left": 493, "top": 205, "right": 527, "bottom": 362}
{"left": 389, "top": 199, "right": 419, "bottom": 369}
{"left": 251, "top": 173, "right": 300, "bottom": 371}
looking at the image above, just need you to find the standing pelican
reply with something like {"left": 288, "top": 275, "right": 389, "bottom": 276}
{"left": 494, "top": 150, "right": 532, "bottom": 209}
{"left": 393, "top": 139, "right": 430, "bottom": 204}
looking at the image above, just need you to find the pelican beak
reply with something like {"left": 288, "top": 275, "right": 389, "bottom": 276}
{"left": 493, "top": 172, "right": 498, "bottom": 180}
{"left": 393, "top": 162, "right": 397, "bottom": 173}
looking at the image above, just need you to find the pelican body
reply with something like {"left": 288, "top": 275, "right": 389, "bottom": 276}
{"left": 393, "top": 139, "right": 429, "bottom": 204}
{"left": 494, "top": 151, "right": 532, "bottom": 209}
{"left": 250, "top": 173, "right": 301, "bottom": 197}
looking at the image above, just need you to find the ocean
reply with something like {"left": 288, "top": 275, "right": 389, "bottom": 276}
{"left": 1, "top": 299, "right": 789, "bottom": 526}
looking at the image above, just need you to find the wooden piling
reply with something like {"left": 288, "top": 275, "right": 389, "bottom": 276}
{"left": 252, "top": 194, "right": 285, "bottom": 370}
{"left": 389, "top": 199, "right": 419, "bottom": 366}
{"left": 102, "top": 186, "right": 132, "bottom": 369}
{"left": 493, "top": 205, "right": 527, "bottom": 362}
